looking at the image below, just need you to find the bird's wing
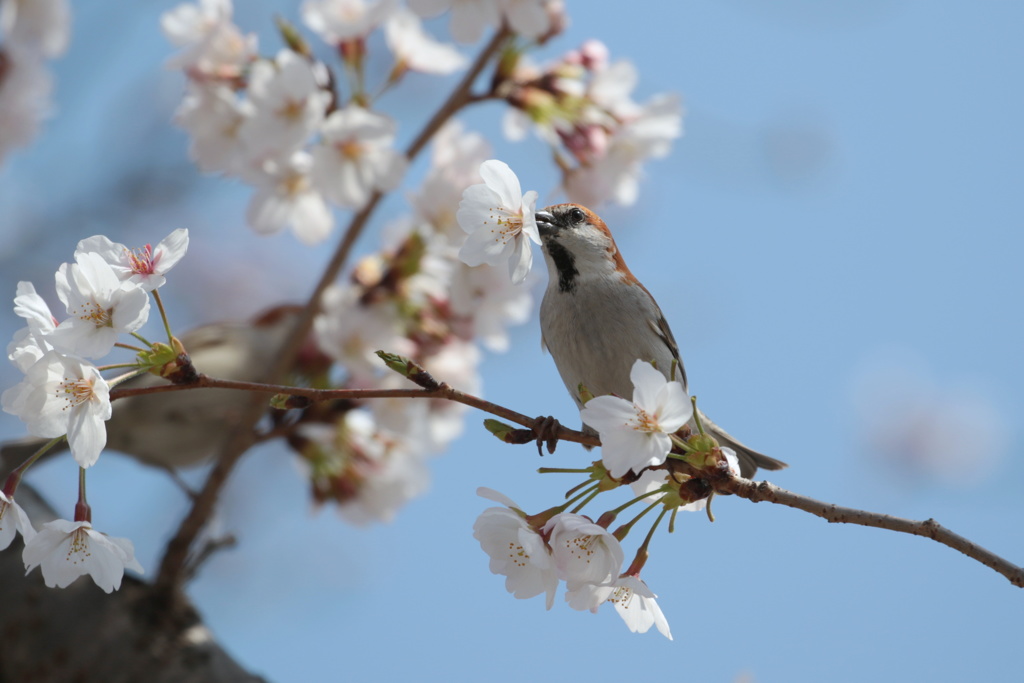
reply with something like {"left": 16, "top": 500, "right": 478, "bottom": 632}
{"left": 648, "top": 312, "right": 687, "bottom": 391}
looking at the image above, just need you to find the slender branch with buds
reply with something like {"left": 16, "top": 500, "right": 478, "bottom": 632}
{"left": 126, "top": 369, "right": 1024, "bottom": 590}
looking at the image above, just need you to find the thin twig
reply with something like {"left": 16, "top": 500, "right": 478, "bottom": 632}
{"left": 153, "top": 28, "right": 512, "bottom": 596}
{"left": 712, "top": 474, "right": 1024, "bottom": 588}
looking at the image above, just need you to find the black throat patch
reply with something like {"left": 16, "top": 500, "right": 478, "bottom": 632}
{"left": 545, "top": 239, "right": 578, "bottom": 293}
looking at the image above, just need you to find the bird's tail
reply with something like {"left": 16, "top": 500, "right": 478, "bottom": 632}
{"left": 695, "top": 408, "right": 787, "bottom": 479}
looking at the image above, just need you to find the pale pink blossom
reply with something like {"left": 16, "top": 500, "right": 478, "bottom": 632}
{"left": 75, "top": 229, "right": 189, "bottom": 292}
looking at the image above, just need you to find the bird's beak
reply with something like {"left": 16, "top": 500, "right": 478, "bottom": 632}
{"left": 535, "top": 210, "right": 556, "bottom": 237}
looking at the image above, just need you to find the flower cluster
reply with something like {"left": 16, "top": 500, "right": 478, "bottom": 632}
{"left": 0, "top": 230, "right": 188, "bottom": 592}
{"left": 0, "top": 0, "right": 71, "bottom": 164}
{"left": 2, "top": 232, "right": 188, "bottom": 466}
{"left": 291, "top": 128, "right": 532, "bottom": 523}
{"left": 498, "top": 38, "right": 683, "bottom": 206}
{"left": 474, "top": 488, "right": 672, "bottom": 639}
{"left": 161, "top": 0, "right": 496, "bottom": 244}
{"left": 408, "top": 0, "right": 564, "bottom": 44}
{"left": 472, "top": 358, "right": 743, "bottom": 636}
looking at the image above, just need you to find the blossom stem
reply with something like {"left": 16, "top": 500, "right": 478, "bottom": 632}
{"left": 130, "top": 331, "right": 154, "bottom": 348}
{"left": 569, "top": 487, "right": 602, "bottom": 515}
{"left": 99, "top": 362, "right": 149, "bottom": 372}
{"left": 3, "top": 436, "right": 65, "bottom": 494}
{"left": 607, "top": 488, "right": 668, "bottom": 518}
{"left": 152, "top": 289, "right": 175, "bottom": 345}
{"left": 612, "top": 498, "right": 664, "bottom": 542}
{"left": 690, "top": 396, "right": 705, "bottom": 436}
{"left": 559, "top": 482, "right": 600, "bottom": 512}
{"left": 562, "top": 478, "right": 595, "bottom": 500}
{"left": 537, "top": 467, "right": 592, "bottom": 474}
{"left": 114, "top": 342, "right": 147, "bottom": 353}
{"left": 668, "top": 434, "right": 695, "bottom": 453}
{"left": 74, "top": 467, "right": 91, "bottom": 524}
{"left": 623, "top": 507, "right": 670, "bottom": 576}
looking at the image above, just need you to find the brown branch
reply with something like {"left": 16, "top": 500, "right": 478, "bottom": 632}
{"left": 711, "top": 473, "right": 1024, "bottom": 589}
{"left": 153, "top": 28, "right": 513, "bottom": 597}
{"left": 137, "top": 367, "right": 1024, "bottom": 589}
{"left": 112, "top": 373, "right": 596, "bottom": 447}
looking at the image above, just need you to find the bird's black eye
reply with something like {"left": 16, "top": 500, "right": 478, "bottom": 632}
{"left": 567, "top": 207, "right": 585, "bottom": 225}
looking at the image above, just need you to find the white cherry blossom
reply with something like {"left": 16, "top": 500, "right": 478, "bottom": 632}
{"left": 162, "top": 0, "right": 256, "bottom": 80}
{"left": 607, "top": 575, "right": 672, "bottom": 639}
{"left": 246, "top": 152, "right": 334, "bottom": 245}
{"left": 564, "top": 93, "right": 683, "bottom": 207}
{"left": 75, "top": 229, "right": 189, "bottom": 292}
{"left": 8, "top": 281, "right": 56, "bottom": 371}
{"left": 0, "top": 492, "right": 35, "bottom": 550}
{"left": 311, "top": 106, "right": 406, "bottom": 209}
{"left": 580, "top": 359, "right": 691, "bottom": 478}
{"left": 50, "top": 252, "right": 150, "bottom": 359}
{"left": 544, "top": 512, "right": 623, "bottom": 610}
{"left": 238, "top": 49, "right": 331, "bottom": 160}
{"left": 408, "top": 0, "right": 500, "bottom": 44}
{"left": 301, "top": 0, "right": 397, "bottom": 44}
{"left": 0, "top": 55, "right": 53, "bottom": 165}
{"left": 174, "top": 83, "right": 254, "bottom": 174}
{"left": 456, "top": 159, "right": 539, "bottom": 284}
{"left": 411, "top": 121, "right": 491, "bottom": 238}
{"left": 313, "top": 283, "right": 415, "bottom": 381}
{"left": 499, "top": 0, "right": 550, "bottom": 39}
{"left": 385, "top": 8, "right": 467, "bottom": 75}
{"left": 0, "top": 0, "right": 70, "bottom": 58}
{"left": 473, "top": 487, "right": 558, "bottom": 608}
{"left": 1, "top": 351, "right": 111, "bottom": 467}
{"left": 22, "top": 519, "right": 143, "bottom": 593}
{"left": 449, "top": 261, "right": 531, "bottom": 352}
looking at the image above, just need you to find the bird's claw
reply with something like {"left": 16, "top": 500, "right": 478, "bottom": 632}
{"left": 532, "top": 415, "right": 562, "bottom": 456}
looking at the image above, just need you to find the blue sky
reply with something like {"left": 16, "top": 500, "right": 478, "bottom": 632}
{"left": 2, "top": 1, "right": 1023, "bottom": 681}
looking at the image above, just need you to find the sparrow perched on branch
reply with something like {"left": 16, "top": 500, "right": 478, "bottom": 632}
{"left": 535, "top": 203, "right": 787, "bottom": 478}
{"left": 1, "top": 305, "right": 314, "bottom": 473}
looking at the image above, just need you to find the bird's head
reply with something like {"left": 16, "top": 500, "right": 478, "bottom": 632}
{"left": 534, "top": 203, "right": 633, "bottom": 292}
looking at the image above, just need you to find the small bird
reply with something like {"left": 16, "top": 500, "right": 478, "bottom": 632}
{"left": 1, "top": 305, "right": 315, "bottom": 474}
{"left": 535, "top": 203, "right": 787, "bottom": 478}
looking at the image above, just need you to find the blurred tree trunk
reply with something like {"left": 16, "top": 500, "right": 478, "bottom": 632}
{"left": 0, "top": 485, "right": 266, "bottom": 683}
